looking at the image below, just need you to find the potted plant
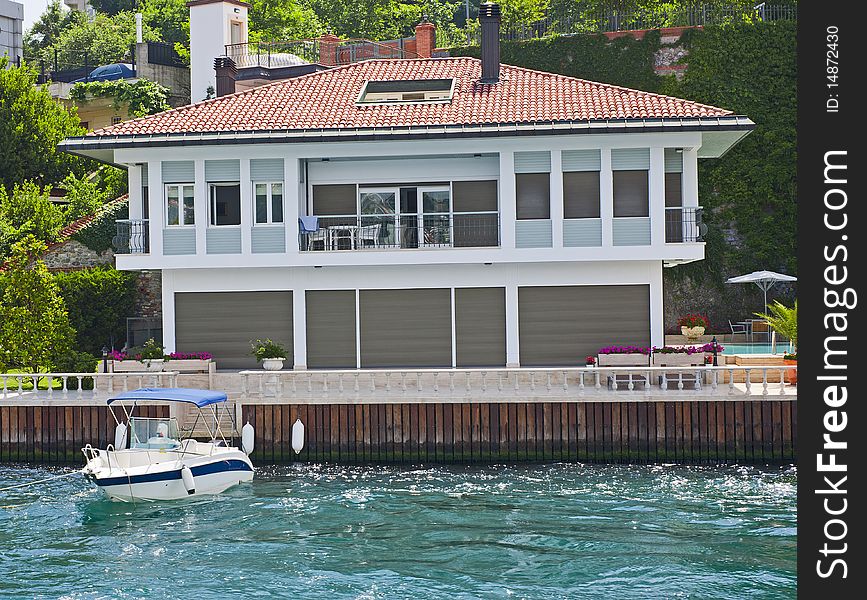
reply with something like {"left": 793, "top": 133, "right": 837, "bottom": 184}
{"left": 677, "top": 314, "right": 709, "bottom": 341}
{"left": 585, "top": 355, "right": 596, "bottom": 367}
{"left": 597, "top": 346, "right": 652, "bottom": 367}
{"left": 138, "top": 338, "right": 166, "bottom": 372}
{"left": 756, "top": 300, "right": 797, "bottom": 385}
{"left": 252, "top": 339, "right": 288, "bottom": 371}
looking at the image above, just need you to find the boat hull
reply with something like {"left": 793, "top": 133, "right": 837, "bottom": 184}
{"left": 86, "top": 450, "right": 254, "bottom": 502}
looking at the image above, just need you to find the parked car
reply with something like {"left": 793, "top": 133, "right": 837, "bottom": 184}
{"left": 72, "top": 63, "right": 136, "bottom": 83}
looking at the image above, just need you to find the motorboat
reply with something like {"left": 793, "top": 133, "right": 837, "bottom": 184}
{"left": 82, "top": 388, "right": 254, "bottom": 501}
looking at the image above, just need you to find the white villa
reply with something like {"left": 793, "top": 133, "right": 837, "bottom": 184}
{"left": 60, "top": 1, "right": 753, "bottom": 370}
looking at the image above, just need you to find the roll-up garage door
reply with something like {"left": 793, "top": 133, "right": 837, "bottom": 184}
{"left": 359, "top": 289, "right": 451, "bottom": 368}
{"left": 455, "top": 287, "right": 506, "bottom": 367}
{"left": 306, "top": 290, "right": 357, "bottom": 369}
{"left": 175, "top": 291, "right": 293, "bottom": 369}
{"left": 518, "top": 285, "right": 649, "bottom": 366}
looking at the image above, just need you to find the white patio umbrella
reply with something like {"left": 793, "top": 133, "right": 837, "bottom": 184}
{"left": 726, "top": 270, "right": 797, "bottom": 312}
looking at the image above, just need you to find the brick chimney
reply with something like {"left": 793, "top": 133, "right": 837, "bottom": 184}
{"left": 479, "top": 3, "right": 501, "bottom": 83}
{"left": 319, "top": 34, "right": 341, "bottom": 66}
{"left": 214, "top": 56, "right": 237, "bottom": 97}
{"left": 415, "top": 21, "right": 436, "bottom": 59}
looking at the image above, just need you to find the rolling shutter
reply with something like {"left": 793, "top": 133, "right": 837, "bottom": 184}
{"left": 306, "top": 290, "right": 357, "bottom": 368}
{"left": 359, "top": 289, "right": 451, "bottom": 368}
{"left": 162, "top": 161, "right": 194, "bottom": 183}
{"left": 455, "top": 288, "right": 506, "bottom": 367}
{"left": 518, "top": 285, "right": 650, "bottom": 366}
{"left": 175, "top": 291, "right": 293, "bottom": 369}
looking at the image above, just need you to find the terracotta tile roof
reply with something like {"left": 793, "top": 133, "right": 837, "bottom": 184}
{"left": 87, "top": 58, "right": 732, "bottom": 137}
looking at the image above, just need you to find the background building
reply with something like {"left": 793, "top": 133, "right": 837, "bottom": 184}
{"left": 0, "top": 0, "right": 23, "bottom": 67}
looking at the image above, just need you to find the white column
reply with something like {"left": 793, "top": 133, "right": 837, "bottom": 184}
{"left": 285, "top": 157, "right": 300, "bottom": 256}
{"left": 161, "top": 270, "right": 176, "bottom": 352}
{"left": 649, "top": 147, "right": 666, "bottom": 247}
{"left": 292, "top": 278, "right": 307, "bottom": 370}
{"left": 649, "top": 262, "right": 665, "bottom": 349}
{"left": 127, "top": 165, "right": 142, "bottom": 220}
{"left": 147, "top": 160, "right": 163, "bottom": 256}
{"left": 505, "top": 267, "right": 520, "bottom": 367}
{"left": 239, "top": 158, "right": 252, "bottom": 254}
{"left": 498, "top": 151, "right": 516, "bottom": 249}
{"left": 600, "top": 148, "right": 613, "bottom": 247}
{"left": 194, "top": 160, "right": 207, "bottom": 254}
{"left": 550, "top": 150, "right": 564, "bottom": 248}
{"left": 682, "top": 148, "right": 699, "bottom": 208}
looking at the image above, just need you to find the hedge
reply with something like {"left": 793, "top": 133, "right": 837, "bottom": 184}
{"left": 69, "top": 198, "right": 129, "bottom": 253}
{"left": 53, "top": 267, "right": 138, "bottom": 355}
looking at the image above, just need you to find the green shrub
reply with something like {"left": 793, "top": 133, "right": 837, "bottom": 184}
{"left": 53, "top": 350, "right": 99, "bottom": 390}
{"left": 69, "top": 199, "right": 129, "bottom": 253}
{"left": 53, "top": 267, "right": 138, "bottom": 355}
{"left": 251, "top": 339, "right": 288, "bottom": 361}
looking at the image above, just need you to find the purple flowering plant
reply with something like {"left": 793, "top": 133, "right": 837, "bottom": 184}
{"left": 598, "top": 345, "right": 653, "bottom": 355}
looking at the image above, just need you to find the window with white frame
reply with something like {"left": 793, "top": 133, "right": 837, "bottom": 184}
{"left": 254, "top": 182, "right": 284, "bottom": 224}
{"left": 165, "top": 184, "right": 195, "bottom": 226}
{"left": 209, "top": 183, "right": 241, "bottom": 226}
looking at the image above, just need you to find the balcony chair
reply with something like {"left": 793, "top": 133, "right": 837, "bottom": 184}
{"left": 727, "top": 320, "right": 749, "bottom": 342}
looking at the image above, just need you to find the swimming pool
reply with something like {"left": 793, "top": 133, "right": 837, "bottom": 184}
{"left": 722, "top": 343, "right": 794, "bottom": 355}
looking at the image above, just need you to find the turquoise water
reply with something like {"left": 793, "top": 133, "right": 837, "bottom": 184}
{"left": 1, "top": 463, "right": 796, "bottom": 599}
{"left": 723, "top": 343, "right": 791, "bottom": 355}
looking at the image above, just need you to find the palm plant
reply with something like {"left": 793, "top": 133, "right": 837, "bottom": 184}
{"left": 755, "top": 300, "right": 797, "bottom": 358}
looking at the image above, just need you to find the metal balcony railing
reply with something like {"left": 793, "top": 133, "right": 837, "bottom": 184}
{"left": 665, "top": 207, "right": 706, "bottom": 243}
{"left": 301, "top": 214, "right": 499, "bottom": 251}
{"left": 224, "top": 37, "right": 419, "bottom": 70}
{"left": 113, "top": 219, "right": 150, "bottom": 254}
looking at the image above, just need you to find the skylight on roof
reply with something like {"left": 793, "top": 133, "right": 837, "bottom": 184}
{"left": 357, "top": 79, "right": 455, "bottom": 104}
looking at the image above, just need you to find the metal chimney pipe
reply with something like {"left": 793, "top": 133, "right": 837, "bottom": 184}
{"left": 479, "top": 3, "right": 501, "bottom": 83}
{"left": 214, "top": 56, "right": 238, "bottom": 97}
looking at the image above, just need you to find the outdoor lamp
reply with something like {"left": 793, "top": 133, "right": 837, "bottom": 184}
{"left": 102, "top": 346, "right": 108, "bottom": 373}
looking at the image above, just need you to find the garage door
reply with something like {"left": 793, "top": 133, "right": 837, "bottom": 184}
{"left": 359, "top": 289, "right": 451, "bottom": 368}
{"left": 455, "top": 287, "right": 506, "bottom": 367}
{"left": 175, "top": 291, "right": 293, "bottom": 369}
{"left": 518, "top": 285, "right": 649, "bottom": 366}
{"left": 306, "top": 290, "right": 357, "bottom": 369}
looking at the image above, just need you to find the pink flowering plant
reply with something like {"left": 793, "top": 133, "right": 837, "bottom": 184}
{"left": 168, "top": 351, "right": 213, "bottom": 360}
{"left": 653, "top": 342, "right": 724, "bottom": 355}
{"left": 598, "top": 345, "right": 652, "bottom": 355}
{"left": 677, "top": 314, "right": 710, "bottom": 329}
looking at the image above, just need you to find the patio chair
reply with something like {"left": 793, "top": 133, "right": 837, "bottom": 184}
{"left": 727, "top": 320, "right": 748, "bottom": 342}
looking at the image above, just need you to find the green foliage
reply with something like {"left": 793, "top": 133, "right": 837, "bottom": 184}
{"left": 53, "top": 267, "right": 138, "bottom": 356}
{"left": 53, "top": 350, "right": 99, "bottom": 389}
{"left": 0, "top": 181, "right": 65, "bottom": 257}
{"left": 69, "top": 198, "right": 130, "bottom": 253}
{"left": 88, "top": 0, "right": 138, "bottom": 16}
{"left": 94, "top": 165, "right": 130, "bottom": 201}
{"left": 499, "top": 0, "right": 549, "bottom": 28}
{"left": 39, "top": 11, "right": 159, "bottom": 68}
{"left": 249, "top": 0, "right": 324, "bottom": 41}
{"left": 23, "top": 0, "right": 84, "bottom": 60}
{"left": 70, "top": 79, "right": 171, "bottom": 117}
{"left": 0, "top": 60, "right": 89, "bottom": 190}
{"left": 308, "top": 0, "right": 425, "bottom": 39}
{"left": 662, "top": 20, "right": 797, "bottom": 280}
{"left": 251, "top": 338, "right": 288, "bottom": 361}
{"left": 450, "top": 29, "right": 662, "bottom": 91}
{"left": 755, "top": 299, "right": 797, "bottom": 351}
{"left": 140, "top": 0, "right": 190, "bottom": 49}
{"left": 137, "top": 338, "right": 166, "bottom": 360}
{"left": 0, "top": 237, "right": 75, "bottom": 372}
{"left": 61, "top": 173, "right": 108, "bottom": 223}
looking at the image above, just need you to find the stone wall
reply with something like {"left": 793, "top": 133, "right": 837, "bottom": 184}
{"left": 134, "top": 270, "right": 162, "bottom": 320}
{"left": 42, "top": 240, "right": 114, "bottom": 271}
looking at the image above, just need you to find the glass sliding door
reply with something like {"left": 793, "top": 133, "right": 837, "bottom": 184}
{"left": 359, "top": 188, "right": 397, "bottom": 249}
{"left": 419, "top": 187, "right": 451, "bottom": 247}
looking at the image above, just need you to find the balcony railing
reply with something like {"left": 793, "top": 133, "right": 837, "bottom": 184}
{"left": 665, "top": 207, "right": 706, "bottom": 243}
{"left": 301, "top": 214, "right": 500, "bottom": 252}
{"left": 113, "top": 219, "right": 150, "bottom": 254}
{"left": 225, "top": 37, "right": 419, "bottom": 70}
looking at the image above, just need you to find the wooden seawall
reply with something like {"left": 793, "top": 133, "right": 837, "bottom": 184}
{"left": 0, "top": 400, "right": 796, "bottom": 465}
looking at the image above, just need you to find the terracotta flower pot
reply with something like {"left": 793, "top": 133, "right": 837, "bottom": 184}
{"left": 784, "top": 358, "right": 797, "bottom": 385}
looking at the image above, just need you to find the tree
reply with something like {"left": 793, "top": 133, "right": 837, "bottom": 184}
{"left": 140, "top": 0, "right": 190, "bottom": 48}
{"left": 23, "top": 0, "right": 84, "bottom": 61}
{"left": 0, "top": 182, "right": 66, "bottom": 257}
{"left": 88, "top": 0, "right": 138, "bottom": 15}
{"left": 308, "top": 0, "right": 421, "bottom": 39}
{"left": 61, "top": 173, "right": 108, "bottom": 222}
{"left": 40, "top": 11, "right": 159, "bottom": 69}
{"left": 0, "top": 236, "right": 75, "bottom": 373}
{"left": 0, "top": 59, "right": 89, "bottom": 190}
{"left": 249, "top": 0, "right": 324, "bottom": 41}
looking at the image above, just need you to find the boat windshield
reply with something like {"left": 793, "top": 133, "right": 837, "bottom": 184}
{"left": 129, "top": 417, "right": 181, "bottom": 450}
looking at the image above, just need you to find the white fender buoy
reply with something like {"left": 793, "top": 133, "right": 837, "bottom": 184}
{"left": 181, "top": 466, "right": 195, "bottom": 495}
{"left": 241, "top": 421, "right": 255, "bottom": 455}
{"left": 291, "top": 418, "right": 305, "bottom": 454}
{"left": 114, "top": 422, "right": 128, "bottom": 449}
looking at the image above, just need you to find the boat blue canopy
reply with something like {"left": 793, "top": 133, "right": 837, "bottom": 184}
{"left": 107, "top": 388, "right": 228, "bottom": 408}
